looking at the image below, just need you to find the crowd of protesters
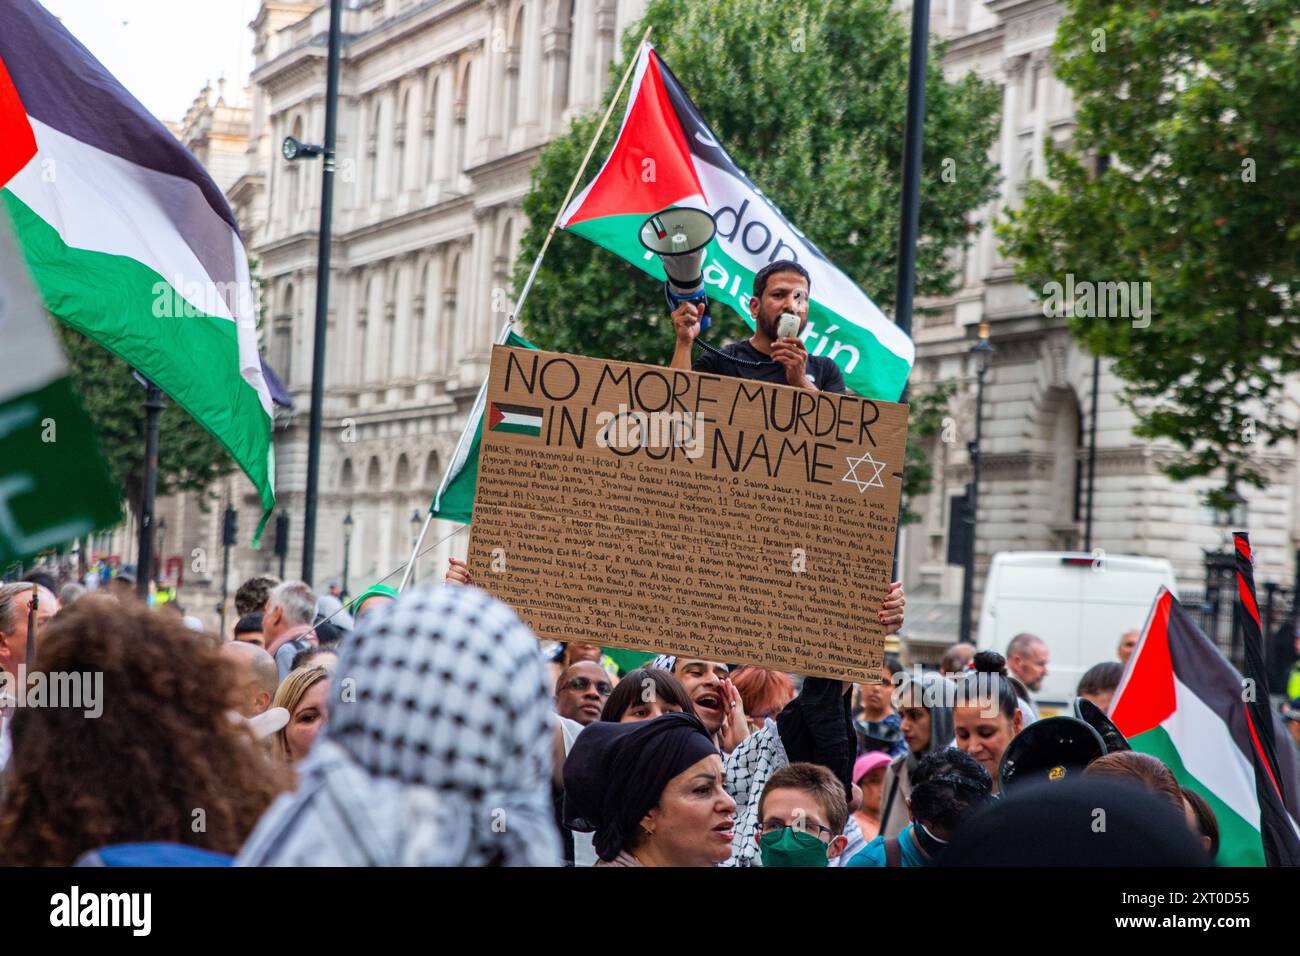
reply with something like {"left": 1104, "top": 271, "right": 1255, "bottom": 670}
{"left": 0, "top": 554, "right": 1289, "bottom": 868}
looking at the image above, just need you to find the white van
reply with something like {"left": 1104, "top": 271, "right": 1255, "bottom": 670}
{"left": 975, "top": 551, "right": 1179, "bottom": 713}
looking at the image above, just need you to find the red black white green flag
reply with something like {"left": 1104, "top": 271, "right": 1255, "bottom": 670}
{"left": 559, "top": 43, "right": 914, "bottom": 402}
{"left": 1110, "top": 587, "right": 1300, "bottom": 866}
{"left": 0, "top": 0, "right": 275, "bottom": 540}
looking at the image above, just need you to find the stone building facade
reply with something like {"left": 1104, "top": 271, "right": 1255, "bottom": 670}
{"left": 155, "top": 0, "right": 647, "bottom": 627}
{"left": 148, "top": 0, "right": 1297, "bottom": 641}
{"left": 898, "top": 0, "right": 1300, "bottom": 649}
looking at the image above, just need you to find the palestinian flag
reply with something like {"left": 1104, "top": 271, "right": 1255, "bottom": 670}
{"left": 489, "top": 402, "right": 543, "bottom": 437}
{"left": 1110, "top": 588, "right": 1300, "bottom": 866}
{"left": 558, "top": 43, "right": 914, "bottom": 402}
{"left": 428, "top": 328, "right": 536, "bottom": 525}
{"left": 0, "top": 206, "right": 121, "bottom": 564}
{"left": 0, "top": 1, "right": 276, "bottom": 540}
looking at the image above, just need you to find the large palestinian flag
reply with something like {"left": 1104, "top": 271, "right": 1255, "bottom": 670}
{"left": 558, "top": 44, "right": 914, "bottom": 402}
{"left": 0, "top": 1, "right": 276, "bottom": 539}
{"left": 1110, "top": 588, "right": 1300, "bottom": 866}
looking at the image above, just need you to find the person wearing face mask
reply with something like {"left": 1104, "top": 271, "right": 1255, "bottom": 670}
{"left": 563, "top": 711, "right": 736, "bottom": 867}
{"left": 753, "top": 762, "right": 851, "bottom": 867}
{"left": 879, "top": 669, "right": 957, "bottom": 839}
{"left": 845, "top": 748, "right": 992, "bottom": 867}
{"left": 953, "top": 652, "right": 1024, "bottom": 792}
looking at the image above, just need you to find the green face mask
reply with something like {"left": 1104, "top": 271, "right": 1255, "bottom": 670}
{"left": 758, "top": 827, "right": 829, "bottom": 868}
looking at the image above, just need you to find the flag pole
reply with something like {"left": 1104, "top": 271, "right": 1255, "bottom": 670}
{"left": 300, "top": 0, "right": 345, "bottom": 587}
{"left": 397, "top": 26, "right": 652, "bottom": 594}
{"left": 1232, "top": 531, "right": 1300, "bottom": 866}
{"left": 890, "top": 0, "right": 929, "bottom": 585}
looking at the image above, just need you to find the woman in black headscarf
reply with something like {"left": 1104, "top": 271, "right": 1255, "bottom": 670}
{"left": 563, "top": 711, "right": 736, "bottom": 866}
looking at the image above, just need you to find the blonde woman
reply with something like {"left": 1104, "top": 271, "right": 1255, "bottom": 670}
{"left": 272, "top": 665, "right": 331, "bottom": 765}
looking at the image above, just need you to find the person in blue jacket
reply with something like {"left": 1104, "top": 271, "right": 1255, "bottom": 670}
{"left": 846, "top": 748, "right": 992, "bottom": 867}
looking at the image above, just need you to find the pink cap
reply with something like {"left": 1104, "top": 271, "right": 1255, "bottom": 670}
{"left": 853, "top": 750, "right": 893, "bottom": 784}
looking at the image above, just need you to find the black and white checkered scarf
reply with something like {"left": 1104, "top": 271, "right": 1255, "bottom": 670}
{"left": 237, "top": 585, "right": 561, "bottom": 866}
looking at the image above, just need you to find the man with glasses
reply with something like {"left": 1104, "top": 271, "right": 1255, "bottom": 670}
{"left": 752, "top": 762, "right": 850, "bottom": 867}
{"left": 554, "top": 661, "right": 613, "bottom": 727}
{"left": 552, "top": 661, "right": 616, "bottom": 866}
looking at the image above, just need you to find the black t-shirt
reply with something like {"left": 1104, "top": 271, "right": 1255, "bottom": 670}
{"left": 692, "top": 339, "right": 847, "bottom": 393}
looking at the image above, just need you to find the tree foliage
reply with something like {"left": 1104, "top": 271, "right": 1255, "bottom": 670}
{"left": 901, "top": 379, "right": 957, "bottom": 525}
{"left": 513, "top": 0, "right": 1001, "bottom": 366}
{"left": 57, "top": 324, "right": 233, "bottom": 516}
{"left": 997, "top": 0, "right": 1300, "bottom": 507}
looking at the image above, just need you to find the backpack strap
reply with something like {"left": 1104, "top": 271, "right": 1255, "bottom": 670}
{"left": 880, "top": 765, "right": 903, "bottom": 831}
{"left": 883, "top": 835, "right": 902, "bottom": 868}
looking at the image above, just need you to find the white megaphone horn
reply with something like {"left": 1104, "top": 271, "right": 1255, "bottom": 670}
{"left": 638, "top": 206, "right": 717, "bottom": 332}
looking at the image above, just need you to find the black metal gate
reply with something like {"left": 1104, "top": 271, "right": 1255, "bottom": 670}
{"left": 1181, "top": 551, "right": 1297, "bottom": 695}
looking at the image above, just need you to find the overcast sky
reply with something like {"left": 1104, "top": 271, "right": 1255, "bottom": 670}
{"left": 39, "top": 0, "right": 261, "bottom": 122}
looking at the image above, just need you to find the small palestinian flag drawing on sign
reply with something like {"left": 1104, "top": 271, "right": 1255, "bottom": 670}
{"left": 489, "top": 402, "right": 543, "bottom": 436}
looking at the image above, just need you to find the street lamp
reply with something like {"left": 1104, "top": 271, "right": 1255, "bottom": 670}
{"left": 342, "top": 512, "right": 353, "bottom": 599}
{"left": 958, "top": 323, "right": 994, "bottom": 645}
{"left": 297, "top": 0, "right": 345, "bottom": 586}
{"left": 281, "top": 135, "right": 324, "bottom": 161}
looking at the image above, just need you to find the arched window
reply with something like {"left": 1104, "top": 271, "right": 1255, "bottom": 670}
{"left": 395, "top": 89, "right": 410, "bottom": 193}
{"left": 367, "top": 456, "right": 382, "bottom": 489}
{"left": 368, "top": 98, "right": 383, "bottom": 202}
{"left": 340, "top": 458, "right": 355, "bottom": 491}
{"left": 441, "top": 252, "right": 461, "bottom": 372}
{"left": 383, "top": 265, "right": 399, "bottom": 375}
{"left": 286, "top": 115, "right": 304, "bottom": 223}
{"left": 424, "top": 75, "right": 439, "bottom": 182}
{"left": 359, "top": 275, "right": 374, "bottom": 383}
{"left": 454, "top": 63, "right": 472, "bottom": 180}
{"left": 424, "top": 449, "right": 441, "bottom": 488}
{"left": 1046, "top": 385, "right": 1083, "bottom": 550}
{"left": 506, "top": 4, "right": 526, "bottom": 132}
{"left": 558, "top": 0, "right": 574, "bottom": 112}
{"left": 495, "top": 219, "right": 514, "bottom": 315}
{"left": 413, "top": 258, "right": 430, "bottom": 374}
{"left": 274, "top": 281, "right": 294, "bottom": 385}
{"left": 395, "top": 453, "right": 411, "bottom": 487}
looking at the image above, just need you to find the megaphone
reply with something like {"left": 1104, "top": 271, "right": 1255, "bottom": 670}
{"left": 639, "top": 206, "right": 717, "bottom": 332}
{"left": 1072, "top": 696, "right": 1131, "bottom": 754}
{"left": 997, "top": 715, "right": 1107, "bottom": 792}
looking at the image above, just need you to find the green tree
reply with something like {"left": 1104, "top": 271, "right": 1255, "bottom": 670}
{"left": 57, "top": 324, "right": 233, "bottom": 518}
{"left": 514, "top": 0, "right": 1001, "bottom": 368}
{"left": 998, "top": 0, "right": 1300, "bottom": 507}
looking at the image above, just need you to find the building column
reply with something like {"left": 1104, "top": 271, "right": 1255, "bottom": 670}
{"left": 479, "top": 2, "right": 507, "bottom": 161}
{"left": 540, "top": 12, "right": 572, "bottom": 136}
{"left": 469, "top": 206, "right": 497, "bottom": 360}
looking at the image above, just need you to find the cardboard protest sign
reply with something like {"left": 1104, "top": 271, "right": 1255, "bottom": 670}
{"left": 467, "top": 345, "right": 909, "bottom": 682}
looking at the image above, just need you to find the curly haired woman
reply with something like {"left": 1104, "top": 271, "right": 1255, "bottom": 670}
{"left": 0, "top": 596, "right": 291, "bottom": 866}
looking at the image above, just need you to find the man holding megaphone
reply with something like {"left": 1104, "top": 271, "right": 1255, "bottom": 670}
{"left": 668, "top": 260, "right": 845, "bottom": 394}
